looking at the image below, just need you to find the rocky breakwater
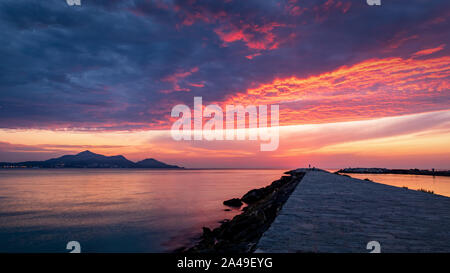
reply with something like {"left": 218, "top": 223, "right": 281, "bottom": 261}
{"left": 184, "top": 170, "right": 305, "bottom": 253}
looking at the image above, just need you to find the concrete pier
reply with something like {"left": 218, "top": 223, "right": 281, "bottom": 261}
{"left": 256, "top": 169, "right": 450, "bottom": 253}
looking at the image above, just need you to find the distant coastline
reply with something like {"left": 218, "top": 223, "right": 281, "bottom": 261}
{"left": 0, "top": 150, "right": 183, "bottom": 169}
{"left": 338, "top": 168, "right": 450, "bottom": 177}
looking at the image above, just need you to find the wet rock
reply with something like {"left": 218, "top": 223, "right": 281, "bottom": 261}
{"left": 202, "top": 227, "right": 213, "bottom": 237}
{"left": 223, "top": 198, "right": 243, "bottom": 207}
{"left": 241, "top": 176, "right": 292, "bottom": 204}
{"left": 184, "top": 171, "right": 306, "bottom": 253}
{"left": 241, "top": 189, "right": 266, "bottom": 204}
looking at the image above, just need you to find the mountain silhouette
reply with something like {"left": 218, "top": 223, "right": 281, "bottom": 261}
{"left": 0, "top": 150, "right": 182, "bottom": 169}
{"left": 135, "top": 158, "right": 179, "bottom": 168}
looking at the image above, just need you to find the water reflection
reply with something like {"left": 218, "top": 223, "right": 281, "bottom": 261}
{"left": 0, "top": 169, "right": 284, "bottom": 252}
{"left": 344, "top": 173, "right": 450, "bottom": 197}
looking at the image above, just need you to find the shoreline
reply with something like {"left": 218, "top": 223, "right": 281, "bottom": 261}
{"left": 180, "top": 171, "right": 306, "bottom": 253}
{"left": 338, "top": 168, "right": 450, "bottom": 177}
{"left": 256, "top": 169, "right": 450, "bottom": 253}
{"left": 182, "top": 169, "right": 450, "bottom": 253}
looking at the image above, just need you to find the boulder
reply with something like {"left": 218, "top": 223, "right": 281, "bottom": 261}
{"left": 241, "top": 188, "right": 266, "bottom": 204}
{"left": 185, "top": 172, "right": 306, "bottom": 253}
{"left": 223, "top": 198, "right": 243, "bottom": 207}
{"left": 202, "top": 227, "right": 213, "bottom": 237}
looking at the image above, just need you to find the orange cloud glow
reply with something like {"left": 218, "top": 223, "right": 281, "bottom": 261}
{"left": 223, "top": 54, "right": 450, "bottom": 125}
{"left": 1, "top": 110, "right": 449, "bottom": 169}
{"left": 413, "top": 44, "right": 446, "bottom": 57}
{"left": 214, "top": 22, "right": 284, "bottom": 50}
{"left": 160, "top": 67, "right": 200, "bottom": 93}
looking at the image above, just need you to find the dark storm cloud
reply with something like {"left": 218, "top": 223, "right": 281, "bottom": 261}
{"left": 0, "top": 0, "right": 448, "bottom": 130}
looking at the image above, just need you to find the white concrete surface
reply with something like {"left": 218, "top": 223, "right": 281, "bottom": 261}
{"left": 256, "top": 170, "right": 450, "bottom": 253}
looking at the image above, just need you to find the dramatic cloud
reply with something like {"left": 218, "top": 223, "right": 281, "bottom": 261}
{"left": 1, "top": 110, "right": 449, "bottom": 168}
{"left": 0, "top": 0, "right": 448, "bottom": 131}
{"left": 224, "top": 53, "right": 450, "bottom": 125}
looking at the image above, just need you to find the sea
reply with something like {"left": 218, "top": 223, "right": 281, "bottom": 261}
{"left": 0, "top": 168, "right": 449, "bottom": 252}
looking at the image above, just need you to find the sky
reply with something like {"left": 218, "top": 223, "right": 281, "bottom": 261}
{"left": 0, "top": 0, "right": 449, "bottom": 168}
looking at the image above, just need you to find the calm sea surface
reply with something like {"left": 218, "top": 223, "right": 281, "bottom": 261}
{"left": 1, "top": 169, "right": 450, "bottom": 253}
{"left": 0, "top": 169, "right": 285, "bottom": 252}
{"left": 343, "top": 173, "right": 450, "bottom": 197}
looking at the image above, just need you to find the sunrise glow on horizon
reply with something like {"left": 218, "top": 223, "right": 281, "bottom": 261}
{"left": 0, "top": 0, "right": 449, "bottom": 169}
{"left": 0, "top": 109, "right": 449, "bottom": 169}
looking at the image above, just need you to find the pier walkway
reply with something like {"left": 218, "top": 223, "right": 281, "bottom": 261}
{"left": 256, "top": 170, "right": 450, "bottom": 252}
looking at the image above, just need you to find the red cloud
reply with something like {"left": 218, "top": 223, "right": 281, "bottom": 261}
{"left": 285, "top": 0, "right": 308, "bottom": 16}
{"left": 223, "top": 55, "right": 450, "bottom": 125}
{"left": 313, "top": 0, "right": 352, "bottom": 22}
{"left": 160, "top": 67, "right": 200, "bottom": 93}
{"left": 413, "top": 44, "right": 446, "bottom": 57}
{"left": 172, "top": 1, "right": 288, "bottom": 51}
{"left": 188, "top": 82, "right": 205, "bottom": 88}
{"left": 246, "top": 52, "right": 262, "bottom": 60}
{"left": 214, "top": 22, "right": 284, "bottom": 50}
